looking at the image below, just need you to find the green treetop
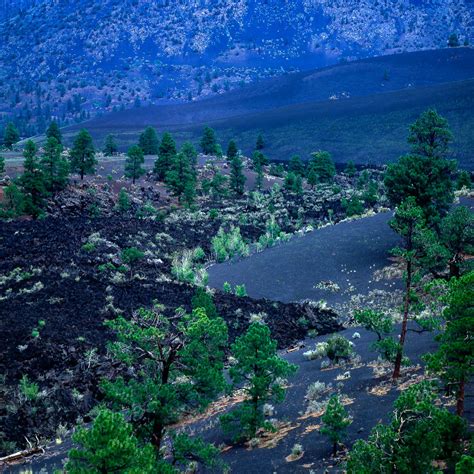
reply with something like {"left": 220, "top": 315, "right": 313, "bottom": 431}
{"left": 0, "top": 155, "right": 5, "bottom": 176}
{"left": 181, "top": 141, "right": 198, "bottom": 168}
{"left": 18, "top": 140, "right": 47, "bottom": 218}
{"left": 46, "top": 121, "right": 62, "bottom": 144}
{"left": 125, "top": 145, "right": 146, "bottom": 184}
{"left": 255, "top": 133, "right": 265, "bottom": 150}
{"left": 200, "top": 126, "right": 218, "bottom": 155}
{"left": 321, "top": 394, "right": 352, "bottom": 456}
{"left": 308, "top": 151, "right": 336, "bottom": 183}
{"left": 154, "top": 132, "right": 177, "bottom": 180}
{"left": 289, "top": 155, "right": 305, "bottom": 176}
{"left": 344, "top": 160, "right": 356, "bottom": 177}
{"left": 66, "top": 409, "right": 158, "bottom": 474}
{"left": 165, "top": 152, "right": 196, "bottom": 205}
{"left": 226, "top": 139, "right": 238, "bottom": 160}
{"left": 425, "top": 272, "right": 474, "bottom": 417}
{"left": 221, "top": 322, "right": 297, "bottom": 441}
{"left": 3, "top": 122, "right": 19, "bottom": 150}
{"left": 103, "top": 133, "right": 119, "bottom": 155}
{"left": 40, "top": 136, "right": 69, "bottom": 192}
{"left": 102, "top": 304, "right": 228, "bottom": 463}
{"left": 229, "top": 155, "right": 246, "bottom": 195}
{"left": 70, "top": 129, "right": 97, "bottom": 180}
{"left": 138, "top": 126, "right": 159, "bottom": 155}
{"left": 384, "top": 109, "right": 456, "bottom": 225}
{"left": 347, "top": 381, "right": 466, "bottom": 473}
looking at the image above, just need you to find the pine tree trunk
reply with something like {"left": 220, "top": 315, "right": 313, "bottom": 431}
{"left": 80, "top": 169, "right": 84, "bottom": 180}
{"left": 333, "top": 441, "right": 337, "bottom": 457}
{"left": 393, "top": 260, "right": 412, "bottom": 380}
{"left": 456, "top": 376, "right": 465, "bottom": 416}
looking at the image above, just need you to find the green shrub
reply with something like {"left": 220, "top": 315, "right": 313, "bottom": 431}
{"left": 19, "top": 375, "right": 39, "bottom": 401}
{"left": 235, "top": 284, "right": 247, "bottom": 297}
{"left": 326, "top": 335, "right": 354, "bottom": 364}
{"left": 212, "top": 226, "right": 249, "bottom": 262}
{"left": 82, "top": 242, "right": 96, "bottom": 252}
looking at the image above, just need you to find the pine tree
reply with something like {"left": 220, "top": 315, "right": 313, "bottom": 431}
{"left": 220, "top": 322, "right": 297, "bottom": 441}
{"left": 229, "top": 155, "right": 246, "bottom": 195}
{"left": 289, "top": 155, "right": 304, "bottom": 176}
{"left": 390, "top": 198, "right": 425, "bottom": 379}
{"left": 408, "top": 108, "right": 453, "bottom": 159}
{"left": 385, "top": 109, "right": 456, "bottom": 224}
{"left": 425, "top": 272, "right": 473, "bottom": 416}
{"left": 308, "top": 151, "right": 335, "bottom": 183}
{"left": 344, "top": 160, "right": 356, "bottom": 177}
{"left": 181, "top": 141, "right": 198, "bottom": 168}
{"left": 0, "top": 155, "right": 5, "bottom": 176}
{"left": 307, "top": 167, "right": 318, "bottom": 188}
{"left": 448, "top": 33, "right": 460, "bottom": 47}
{"left": 154, "top": 132, "right": 176, "bottom": 180}
{"left": 138, "top": 126, "right": 159, "bottom": 155}
{"left": 116, "top": 188, "right": 130, "bottom": 213}
{"left": 457, "top": 170, "right": 472, "bottom": 190}
{"left": 347, "top": 382, "right": 466, "bottom": 473}
{"left": 103, "top": 134, "right": 119, "bottom": 155}
{"left": 18, "top": 140, "right": 47, "bottom": 217}
{"left": 40, "top": 136, "right": 69, "bottom": 192}
{"left": 226, "top": 139, "right": 238, "bottom": 160}
{"left": 321, "top": 395, "right": 352, "bottom": 456}
{"left": 125, "top": 145, "right": 145, "bottom": 184}
{"left": 3, "top": 122, "right": 19, "bottom": 149}
{"left": 70, "top": 129, "right": 97, "bottom": 180}
{"left": 66, "top": 409, "right": 158, "bottom": 474}
{"left": 165, "top": 152, "right": 196, "bottom": 204}
{"left": 102, "top": 305, "right": 227, "bottom": 459}
{"left": 255, "top": 133, "right": 265, "bottom": 151}
{"left": 192, "top": 287, "right": 219, "bottom": 319}
{"left": 200, "top": 126, "right": 218, "bottom": 155}
{"left": 46, "top": 121, "right": 62, "bottom": 144}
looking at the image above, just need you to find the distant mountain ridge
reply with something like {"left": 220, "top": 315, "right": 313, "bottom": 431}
{"left": 0, "top": 0, "right": 473, "bottom": 137}
{"left": 67, "top": 48, "right": 474, "bottom": 169}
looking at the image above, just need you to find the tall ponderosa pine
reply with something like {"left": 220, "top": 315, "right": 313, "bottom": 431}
{"left": 390, "top": 198, "right": 425, "bottom": 379}
{"left": 3, "top": 122, "right": 19, "bottom": 149}
{"left": 221, "top": 322, "right": 297, "bottom": 441}
{"left": 125, "top": 145, "right": 146, "bottom": 184}
{"left": 229, "top": 155, "right": 246, "bottom": 195}
{"left": 154, "top": 132, "right": 176, "bottom": 180}
{"left": 138, "top": 126, "right": 159, "bottom": 155}
{"left": 255, "top": 133, "right": 265, "bottom": 151}
{"left": 308, "top": 151, "right": 335, "bottom": 183}
{"left": 384, "top": 109, "right": 456, "bottom": 225}
{"left": 46, "top": 121, "right": 62, "bottom": 144}
{"left": 70, "top": 129, "right": 97, "bottom": 180}
{"left": 165, "top": 152, "right": 196, "bottom": 204}
{"left": 425, "top": 272, "right": 474, "bottom": 416}
{"left": 40, "top": 136, "right": 69, "bottom": 192}
{"left": 103, "top": 134, "right": 119, "bottom": 155}
{"left": 102, "top": 304, "right": 227, "bottom": 462}
{"left": 200, "top": 126, "right": 218, "bottom": 155}
{"left": 0, "top": 155, "right": 5, "bottom": 175}
{"left": 18, "top": 140, "right": 47, "bottom": 217}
